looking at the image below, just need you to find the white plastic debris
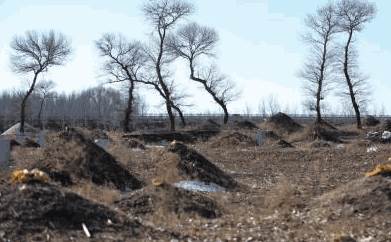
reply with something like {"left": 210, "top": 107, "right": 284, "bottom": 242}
{"left": 174, "top": 180, "right": 226, "bottom": 192}
{"left": 0, "top": 139, "right": 10, "bottom": 167}
{"left": 82, "top": 223, "right": 91, "bottom": 238}
{"left": 367, "top": 146, "right": 378, "bottom": 153}
{"left": 382, "top": 131, "right": 391, "bottom": 141}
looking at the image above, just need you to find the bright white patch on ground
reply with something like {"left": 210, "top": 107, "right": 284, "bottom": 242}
{"left": 174, "top": 180, "right": 226, "bottom": 193}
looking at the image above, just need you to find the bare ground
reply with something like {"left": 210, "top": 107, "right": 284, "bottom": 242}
{"left": 1, "top": 123, "right": 391, "bottom": 241}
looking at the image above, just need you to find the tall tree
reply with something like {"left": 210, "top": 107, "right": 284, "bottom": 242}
{"left": 96, "top": 33, "right": 147, "bottom": 132}
{"left": 10, "top": 30, "right": 71, "bottom": 133}
{"left": 167, "top": 22, "right": 238, "bottom": 124}
{"left": 336, "top": 0, "right": 376, "bottom": 129}
{"left": 35, "top": 80, "right": 56, "bottom": 129}
{"left": 143, "top": 0, "right": 193, "bottom": 131}
{"left": 300, "top": 3, "right": 339, "bottom": 124}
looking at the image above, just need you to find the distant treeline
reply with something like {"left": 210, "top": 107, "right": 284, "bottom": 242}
{"left": 0, "top": 86, "right": 146, "bottom": 132}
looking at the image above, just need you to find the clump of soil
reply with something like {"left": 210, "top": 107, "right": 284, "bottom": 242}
{"left": 275, "top": 139, "right": 294, "bottom": 148}
{"left": 164, "top": 142, "right": 238, "bottom": 190}
{"left": 309, "top": 176, "right": 391, "bottom": 225}
{"left": 364, "top": 115, "right": 380, "bottom": 127}
{"left": 306, "top": 122, "right": 341, "bottom": 143}
{"left": 38, "top": 130, "right": 142, "bottom": 191}
{"left": 115, "top": 183, "right": 221, "bottom": 219}
{"left": 211, "top": 132, "right": 256, "bottom": 147}
{"left": 21, "top": 138, "right": 40, "bottom": 148}
{"left": 199, "top": 119, "right": 221, "bottom": 131}
{"left": 124, "top": 138, "right": 146, "bottom": 150}
{"left": 266, "top": 112, "right": 303, "bottom": 134}
{"left": 0, "top": 183, "right": 140, "bottom": 240}
{"left": 233, "top": 120, "right": 258, "bottom": 130}
{"left": 383, "top": 119, "right": 391, "bottom": 131}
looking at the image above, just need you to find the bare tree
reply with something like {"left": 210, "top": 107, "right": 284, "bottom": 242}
{"left": 10, "top": 30, "right": 71, "bottom": 133}
{"left": 336, "top": 0, "right": 376, "bottom": 129}
{"left": 300, "top": 3, "right": 338, "bottom": 124}
{"left": 143, "top": 0, "right": 193, "bottom": 131}
{"left": 167, "top": 22, "right": 238, "bottom": 124}
{"left": 96, "top": 33, "right": 147, "bottom": 132}
{"left": 35, "top": 80, "right": 56, "bottom": 129}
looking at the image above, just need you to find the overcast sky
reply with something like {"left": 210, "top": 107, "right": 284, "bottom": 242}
{"left": 0, "top": 0, "right": 390, "bottom": 114}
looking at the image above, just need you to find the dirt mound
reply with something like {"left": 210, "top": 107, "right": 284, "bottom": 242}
{"left": 383, "top": 119, "right": 391, "bottom": 131}
{"left": 309, "top": 176, "right": 391, "bottom": 224}
{"left": 211, "top": 132, "right": 256, "bottom": 147}
{"left": 124, "top": 130, "right": 219, "bottom": 144}
{"left": 199, "top": 119, "right": 221, "bottom": 130}
{"left": 163, "top": 142, "right": 237, "bottom": 190}
{"left": 21, "top": 138, "right": 40, "bottom": 148}
{"left": 364, "top": 115, "right": 380, "bottom": 127}
{"left": 267, "top": 112, "right": 303, "bottom": 134}
{"left": 38, "top": 131, "right": 142, "bottom": 191}
{"left": 233, "top": 120, "right": 258, "bottom": 130}
{"left": 115, "top": 183, "right": 221, "bottom": 219}
{"left": 306, "top": 122, "right": 341, "bottom": 143}
{"left": 124, "top": 138, "right": 146, "bottom": 150}
{"left": 275, "top": 139, "right": 294, "bottom": 148}
{"left": 0, "top": 183, "right": 143, "bottom": 240}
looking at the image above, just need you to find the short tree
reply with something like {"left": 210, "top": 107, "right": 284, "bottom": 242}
{"left": 300, "top": 3, "right": 338, "bottom": 124}
{"left": 10, "top": 30, "right": 71, "bottom": 133}
{"left": 35, "top": 80, "right": 56, "bottom": 129}
{"left": 167, "top": 22, "right": 238, "bottom": 124}
{"left": 96, "top": 33, "right": 147, "bottom": 132}
{"left": 336, "top": 0, "right": 376, "bottom": 129}
{"left": 142, "top": 0, "right": 193, "bottom": 131}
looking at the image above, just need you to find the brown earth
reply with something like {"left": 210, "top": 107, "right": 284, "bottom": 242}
{"left": 37, "top": 130, "right": 142, "bottom": 191}
{"left": 115, "top": 183, "right": 222, "bottom": 219}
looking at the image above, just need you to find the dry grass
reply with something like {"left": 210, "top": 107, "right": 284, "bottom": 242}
{"left": 68, "top": 182, "right": 121, "bottom": 205}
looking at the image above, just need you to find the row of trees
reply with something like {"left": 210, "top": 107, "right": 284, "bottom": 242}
{"left": 7, "top": 0, "right": 237, "bottom": 133}
{"left": 0, "top": 86, "right": 146, "bottom": 131}
{"left": 301, "top": 0, "right": 376, "bottom": 129}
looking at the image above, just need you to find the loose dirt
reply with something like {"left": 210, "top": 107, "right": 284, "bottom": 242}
{"left": 37, "top": 130, "right": 142, "bottom": 191}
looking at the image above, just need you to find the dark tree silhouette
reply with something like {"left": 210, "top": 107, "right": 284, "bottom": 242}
{"left": 143, "top": 0, "right": 193, "bottom": 131}
{"left": 168, "top": 22, "right": 238, "bottom": 124}
{"left": 35, "top": 80, "right": 56, "bottom": 130}
{"left": 10, "top": 30, "right": 71, "bottom": 133}
{"left": 336, "top": 0, "right": 376, "bottom": 129}
{"left": 300, "top": 3, "right": 338, "bottom": 124}
{"left": 96, "top": 33, "right": 147, "bottom": 132}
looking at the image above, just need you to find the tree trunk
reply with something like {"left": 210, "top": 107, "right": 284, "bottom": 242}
{"left": 20, "top": 73, "right": 39, "bottom": 133}
{"left": 37, "top": 98, "right": 45, "bottom": 130}
{"left": 156, "top": 29, "right": 176, "bottom": 131}
{"left": 172, "top": 104, "right": 186, "bottom": 127}
{"left": 123, "top": 82, "right": 134, "bottom": 133}
{"left": 343, "top": 30, "right": 362, "bottom": 129}
{"left": 189, "top": 61, "right": 229, "bottom": 125}
{"left": 165, "top": 100, "right": 175, "bottom": 131}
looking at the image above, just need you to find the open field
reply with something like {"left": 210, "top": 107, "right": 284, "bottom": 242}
{"left": 1, "top": 116, "right": 391, "bottom": 241}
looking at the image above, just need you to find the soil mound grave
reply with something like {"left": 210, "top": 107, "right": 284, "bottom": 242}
{"left": 275, "top": 139, "right": 294, "bottom": 148}
{"left": 364, "top": 115, "right": 380, "bottom": 127}
{"left": 124, "top": 138, "right": 146, "bottom": 150}
{"left": 382, "top": 119, "right": 391, "bottom": 132}
{"left": 266, "top": 112, "right": 303, "bottom": 134}
{"left": 115, "top": 183, "right": 222, "bottom": 219}
{"left": 210, "top": 132, "right": 256, "bottom": 147}
{"left": 123, "top": 130, "right": 219, "bottom": 144}
{"left": 38, "top": 130, "right": 142, "bottom": 191}
{"left": 0, "top": 183, "right": 145, "bottom": 241}
{"left": 233, "top": 120, "right": 258, "bottom": 130}
{"left": 305, "top": 122, "right": 342, "bottom": 143}
{"left": 309, "top": 176, "right": 391, "bottom": 225}
{"left": 199, "top": 119, "right": 221, "bottom": 131}
{"left": 162, "top": 142, "right": 238, "bottom": 190}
